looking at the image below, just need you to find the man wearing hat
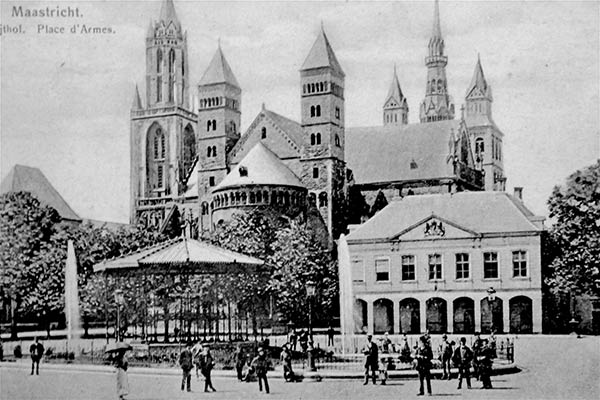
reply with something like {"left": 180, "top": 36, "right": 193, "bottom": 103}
{"left": 251, "top": 347, "right": 272, "bottom": 393}
{"left": 199, "top": 344, "right": 216, "bottom": 392}
{"left": 440, "top": 334, "right": 453, "bottom": 380}
{"left": 179, "top": 343, "right": 193, "bottom": 392}
{"left": 452, "top": 337, "right": 473, "bottom": 390}
{"left": 362, "top": 334, "right": 379, "bottom": 385}
{"left": 414, "top": 335, "right": 433, "bottom": 396}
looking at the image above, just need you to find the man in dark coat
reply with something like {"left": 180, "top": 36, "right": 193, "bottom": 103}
{"left": 472, "top": 332, "right": 483, "bottom": 379}
{"left": 289, "top": 329, "right": 298, "bottom": 352}
{"left": 478, "top": 339, "right": 494, "bottom": 389}
{"left": 251, "top": 347, "right": 272, "bottom": 393}
{"left": 29, "top": 337, "right": 44, "bottom": 375}
{"left": 280, "top": 344, "right": 296, "bottom": 382}
{"left": 233, "top": 345, "right": 246, "bottom": 381}
{"left": 199, "top": 345, "right": 216, "bottom": 392}
{"left": 179, "top": 344, "right": 193, "bottom": 392}
{"left": 298, "top": 330, "right": 308, "bottom": 354}
{"left": 440, "top": 334, "right": 453, "bottom": 380}
{"left": 414, "top": 335, "right": 433, "bottom": 396}
{"left": 362, "top": 334, "right": 379, "bottom": 385}
{"left": 452, "top": 337, "right": 473, "bottom": 389}
{"left": 327, "top": 326, "right": 335, "bottom": 347}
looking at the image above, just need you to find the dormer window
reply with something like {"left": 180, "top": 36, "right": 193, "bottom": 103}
{"left": 239, "top": 166, "right": 248, "bottom": 177}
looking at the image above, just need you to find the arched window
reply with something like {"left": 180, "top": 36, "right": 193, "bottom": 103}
{"left": 212, "top": 120, "right": 217, "bottom": 131}
{"left": 160, "top": 133, "right": 166, "bottom": 158}
{"left": 430, "top": 80, "right": 436, "bottom": 93}
{"left": 256, "top": 191, "right": 262, "bottom": 203}
{"left": 308, "top": 192, "right": 316, "bottom": 205}
{"left": 310, "top": 106, "right": 315, "bottom": 117}
{"left": 154, "top": 133, "right": 160, "bottom": 159}
{"left": 157, "top": 76, "right": 162, "bottom": 102}
{"left": 437, "top": 79, "right": 443, "bottom": 93}
{"left": 207, "top": 120, "right": 212, "bottom": 132}
{"left": 311, "top": 83, "right": 315, "bottom": 93}
{"left": 249, "top": 192, "right": 255, "bottom": 203}
{"left": 207, "top": 146, "right": 212, "bottom": 157}
{"left": 319, "top": 82, "right": 324, "bottom": 91}
{"left": 476, "top": 138, "right": 484, "bottom": 155}
{"left": 241, "top": 192, "right": 247, "bottom": 204}
{"left": 263, "top": 191, "right": 269, "bottom": 204}
{"left": 335, "top": 134, "right": 340, "bottom": 147}
{"left": 169, "top": 49, "right": 175, "bottom": 73}
{"left": 212, "top": 146, "right": 217, "bottom": 157}
{"left": 316, "top": 132, "right": 322, "bottom": 145}
{"left": 157, "top": 48, "right": 163, "bottom": 73}
{"left": 310, "top": 134, "right": 316, "bottom": 146}
{"left": 319, "top": 192, "right": 328, "bottom": 207}
{"left": 316, "top": 105, "right": 321, "bottom": 117}
{"left": 157, "top": 165, "right": 164, "bottom": 188}
{"left": 303, "top": 84, "right": 306, "bottom": 94}
{"left": 261, "top": 127, "right": 267, "bottom": 139}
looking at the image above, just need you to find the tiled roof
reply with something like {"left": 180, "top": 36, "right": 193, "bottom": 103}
{"left": 346, "top": 120, "right": 459, "bottom": 185}
{"left": 93, "top": 237, "right": 264, "bottom": 274}
{"left": 263, "top": 110, "right": 304, "bottom": 149}
{"left": 301, "top": 27, "right": 345, "bottom": 76}
{"left": 347, "top": 191, "right": 543, "bottom": 242}
{"left": 1, "top": 164, "right": 81, "bottom": 221}
{"left": 216, "top": 142, "right": 303, "bottom": 191}
{"left": 199, "top": 46, "right": 240, "bottom": 88}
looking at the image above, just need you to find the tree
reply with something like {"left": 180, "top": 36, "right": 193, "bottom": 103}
{"left": 546, "top": 160, "right": 600, "bottom": 297}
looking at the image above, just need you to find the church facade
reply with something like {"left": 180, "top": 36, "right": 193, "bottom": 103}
{"left": 129, "top": 0, "right": 506, "bottom": 239}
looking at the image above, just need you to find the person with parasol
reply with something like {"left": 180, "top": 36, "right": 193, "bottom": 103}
{"left": 105, "top": 342, "right": 132, "bottom": 400}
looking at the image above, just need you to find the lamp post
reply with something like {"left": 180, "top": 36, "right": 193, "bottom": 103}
{"left": 487, "top": 287, "right": 497, "bottom": 333}
{"left": 114, "top": 289, "right": 125, "bottom": 342}
{"left": 306, "top": 281, "right": 317, "bottom": 372}
{"left": 9, "top": 285, "right": 18, "bottom": 340}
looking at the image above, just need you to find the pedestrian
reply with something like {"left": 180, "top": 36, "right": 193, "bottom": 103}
{"left": 452, "top": 337, "right": 473, "bottom": 390}
{"left": 472, "top": 332, "right": 483, "bottom": 380}
{"left": 29, "top": 337, "right": 44, "bottom": 375}
{"left": 199, "top": 344, "right": 216, "bottom": 392}
{"left": 251, "top": 347, "right": 272, "bottom": 394}
{"left": 327, "top": 325, "right": 335, "bottom": 347}
{"left": 379, "top": 356, "right": 391, "bottom": 385}
{"left": 440, "top": 334, "right": 453, "bottom": 380}
{"left": 489, "top": 330, "right": 497, "bottom": 359}
{"left": 381, "top": 332, "right": 392, "bottom": 353}
{"left": 280, "top": 343, "right": 296, "bottom": 382}
{"left": 362, "top": 334, "right": 379, "bottom": 385}
{"left": 478, "top": 339, "right": 494, "bottom": 389}
{"left": 299, "top": 329, "right": 308, "bottom": 354}
{"left": 400, "top": 334, "right": 411, "bottom": 363}
{"left": 289, "top": 329, "right": 298, "bottom": 352}
{"left": 191, "top": 341, "right": 202, "bottom": 379}
{"left": 179, "top": 343, "right": 193, "bottom": 392}
{"left": 414, "top": 335, "right": 433, "bottom": 396}
{"left": 233, "top": 345, "right": 246, "bottom": 381}
{"left": 113, "top": 350, "right": 129, "bottom": 400}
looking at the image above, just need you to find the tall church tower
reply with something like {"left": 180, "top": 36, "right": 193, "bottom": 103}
{"left": 464, "top": 55, "right": 505, "bottom": 191}
{"left": 419, "top": 0, "right": 455, "bottom": 123}
{"left": 299, "top": 26, "right": 346, "bottom": 238}
{"left": 383, "top": 66, "right": 409, "bottom": 126}
{"left": 196, "top": 44, "right": 241, "bottom": 201}
{"left": 130, "top": 0, "right": 198, "bottom": 227}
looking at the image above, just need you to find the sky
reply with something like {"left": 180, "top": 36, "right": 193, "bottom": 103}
{"left": 1, "top": 0, "right": 598, "bottom": 223}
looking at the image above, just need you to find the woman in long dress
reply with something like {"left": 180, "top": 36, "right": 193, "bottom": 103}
{"left": 114, "top": 350, "right": 129, "bottom": 400}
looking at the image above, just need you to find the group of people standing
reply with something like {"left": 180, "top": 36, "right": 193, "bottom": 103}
{"left": 363, "top": 332, "right": 497, "bottom": 396}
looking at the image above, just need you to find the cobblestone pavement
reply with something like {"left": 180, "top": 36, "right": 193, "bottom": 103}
{"left": 1, "top": 336, "right": 598, "bottom": 400}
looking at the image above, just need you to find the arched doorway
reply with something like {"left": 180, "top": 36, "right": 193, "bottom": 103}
{"left": 453, "top": 297, "right": 475, "bottom": 333}
{"left": 373, "top": 299, "right": 394, "bottom": 334}
{"left": 481, "top": 297, "right": 503, "bottom": 333}
{"left": 510, "top": 296, "right": 532, "bottom": 333}
{"left": 426, "top": 298, "right": 447, "bottom": 333}
{"left": 400, "top": 298, "right": 420, "bottom": 333}
{"left": 354, "top": 299, "right": 367, "bottom": 334}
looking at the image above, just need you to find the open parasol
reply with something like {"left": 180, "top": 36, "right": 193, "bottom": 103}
{"left": 105, "top": 342, "right": 132, "bottom": 354}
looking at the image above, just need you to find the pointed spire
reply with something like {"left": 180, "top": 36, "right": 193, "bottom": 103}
{"left": 301, "top": 25, "right": 345, "bottom": 76}
{"left": 432, "top": 0, "right": 442, "bottom": 38}
{"left": 132, "top": 84, "right": 142, "bottom": 110}
{"left": 385, "top": 65, "right": 405, "bottom": 104}
{"left": 146, "top": 19, "right": 154, "bottom": 38}
{"left": 466, "top": 54, "right": 490, "bottom": 98}
{"left": 199, "top": 45, "right": 240, "bottom": 88}
{"left": 159, "top": 0, "right": 180, "bottom": 29}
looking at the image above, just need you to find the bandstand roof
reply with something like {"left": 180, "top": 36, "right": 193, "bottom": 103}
{"left": 93, "top": 237, "right": 265, "bottom": 275}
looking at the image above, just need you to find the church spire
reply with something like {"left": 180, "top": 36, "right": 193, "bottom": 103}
{"left": 159, "top": 0, "right": 180, "bottom": 29}
{"left": 300, "top": 25, "right": 345, "bottom": 77}
{"left": 420, "top": 0, "right": 454, "bottom": 123}
{"left": 199, "top": 44, "right": 240, "bottom": 88}
{"left": 383, "top": 65, "right": 408, "bottom": 125}
{"left": 466, "top": 54, "right": 491, "bottom": 100}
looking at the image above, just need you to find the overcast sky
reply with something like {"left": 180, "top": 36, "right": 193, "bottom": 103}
{"left": 1, "top": 0, "right": 598, "bottom": 223}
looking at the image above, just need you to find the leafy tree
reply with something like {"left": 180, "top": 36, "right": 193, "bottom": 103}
{"left": 546, "top": 160, "right": 600, "bottom": 297}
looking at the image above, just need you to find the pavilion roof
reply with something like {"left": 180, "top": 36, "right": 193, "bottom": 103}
{"left": 93, "top": 237, "right": 265, "bottom": 275}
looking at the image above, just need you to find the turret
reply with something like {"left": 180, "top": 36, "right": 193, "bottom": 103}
{"left": 383, "top": 65, "right": 408, "bottom": 125}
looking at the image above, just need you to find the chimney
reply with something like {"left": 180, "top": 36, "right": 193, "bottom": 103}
{"left": 513, "top": 187, "right": 523, "bottom": 201}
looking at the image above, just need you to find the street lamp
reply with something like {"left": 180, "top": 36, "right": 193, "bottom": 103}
{"left": 486, "top": 287, "right": 497, "bottom": 333}
{"left": 487, "top": 287, "right": 496, "bottom": 302}
{"left": 306, "top": 281, "right": 317, "bottom": 372}
{"left": 114, "top": 289, "right": 125, "bottom": 341}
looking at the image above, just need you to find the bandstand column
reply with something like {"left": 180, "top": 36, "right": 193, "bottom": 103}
{"left": 502, "top": 297, "right": 510, "bottom": 334}
{"left": 446, "top": 298, "right": 454, "bottom": 333}
{"left": 367, "top": 300, "right": 374, "bottom": 334}
{"left": 474, "top": 297, "right": 482, "bottom": 332}
{"left": 419, "top": 300, "right": 427, "bottom": 333}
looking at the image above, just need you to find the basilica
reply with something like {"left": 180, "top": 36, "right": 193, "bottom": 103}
{"left": 130, "top": 0, "right": 505, "bottom": 239}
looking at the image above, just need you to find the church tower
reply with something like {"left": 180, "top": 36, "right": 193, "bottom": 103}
{"left": 196, "top": 44, "right": 241, "bottom": 201}
{"left": 464, "top": 55, "right": 505, "bottom": 191}
{"left": 419, "top": 0, "right": 455, "bottom": 123}
{"left": 299, "top": 26, "right": 346, "bottom": 238}
{"left": 130, "top": 0, "right": 198, "bottom": 227}
{"left": 383, "top": 66, "right": 409, "bottom": 126}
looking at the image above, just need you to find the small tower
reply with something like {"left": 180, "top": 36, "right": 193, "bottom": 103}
{"left": 383, "top": 65, "right": 409, "bottom": 126}
{"left": 130, "top": 0, "right": 197, "bottom": 227}
{"left": 196, "top": 44, "right": 242, "bottom": 201}
{"left": 464, "top": 55, "right": 505, "bottom": 191}
{"left": 299, "top": 25, "right": 346, "bottom": 238}
{"left": 419, "top": 0, "right": 455, "bottom": 123}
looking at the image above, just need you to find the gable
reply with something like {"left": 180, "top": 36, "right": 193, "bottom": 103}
{"left": 392, "top": 215, "right": 478, "bottom": 241}
{"left": 228, "top": 110, "right": 301, "bottom": 165}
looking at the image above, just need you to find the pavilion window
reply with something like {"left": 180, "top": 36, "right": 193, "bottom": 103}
{"left": 375, "top": 259, "right": 390, "bottom": 282}
{"left": 512, "top": 250, "right": 528, "bottom": 277}
{"left": 428, "top": 254, "right": 443, "bottom": 280}
{"left": 401, "top": 255, "right": 416, "bottom": 281}
{"left": 483, "top": 252, "right": 499, "bottom": 279}
{"left": 455, "top": 253, "right": 470, "bottom": 279}
{"left": 352, "top": 259, "right": 365, "bottom": 282}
